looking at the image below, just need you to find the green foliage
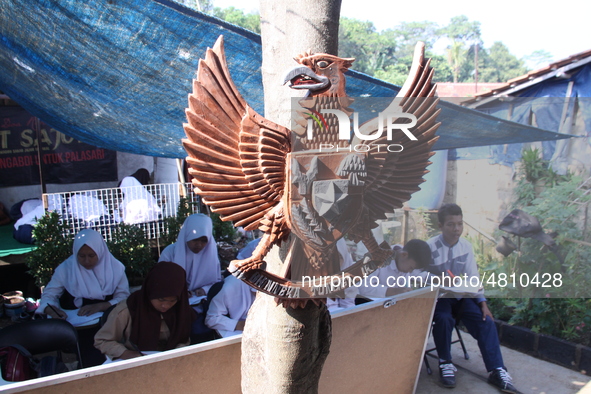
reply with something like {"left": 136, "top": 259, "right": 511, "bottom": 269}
{"left": 211, "top": 6, "right": 260, "bottom": 34}
{"left": 25, "top": 211, "right": 155, "bottom": 287}
{"left": 207, "top": 5, "right": 527, "bottom": 84}
{"left": 474, "top": 150, "right": 591, "bottom": 346}
{"left": 375, "top": 52, "right": 454, "bottom": 86}
{"left": 513, "top": 148, "right": 571, "bottom": 206}
{"left": 483, "top": 155, "right": 589, "bottom": 298}
{"left": 440, "top": 15, "right": 481, "bottom": 83}
{"left": 518, "top": 176, "right": 591, "bottom": 297}
{"left": 455, "top": 42, "right": 526, "bottom": 84}
{"left": 211, "top": 212, "right": 237, "bottom": 243}
{"left": 441, "top": 15, "right": 481, "bottom": 43}
{"left": 481, "top": 42, "right": 527, "bottom": 82}
{"left": 373, "top": 59, "right": 413, "bottom": 86}
{"left": 107, "top": 224, "right": 154, "bottom": 285}
{"left": 428, "top": 54, "right": 455, "bottom": 83}
{"left": 521, "top": 147, "right": 547, "bottom": 183}
{"left": 338, "top": 18, "right": 397, "bottom": 75}
{"left": 391, "top": 21, "right": 440, "bottom": 59}
{"left": 26, "top": 211, "right": 73, "bottom": 287}
{"left": 493, "top": 298, "right": 591, "bottom": 346}
{"left": 159, "top": 197, "right": 197, "bottom": 248}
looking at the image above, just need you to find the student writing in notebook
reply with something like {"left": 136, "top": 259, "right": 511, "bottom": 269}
{"left": 94, "top": 262, "right": 195, "bottom": 360}
{"left": 36, "top": 229, "right": 130, "bottom": 366}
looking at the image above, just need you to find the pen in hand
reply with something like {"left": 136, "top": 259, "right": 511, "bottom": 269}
{"left": 131, "top": 342, "right": 145, "bottom": 357}
{"left": 48, "top": 304, "right": 66, "bottom": 319}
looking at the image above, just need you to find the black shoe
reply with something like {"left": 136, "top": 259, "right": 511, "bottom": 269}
{"left": 488, "top": 367, "right": 517, "bottom": 393}
{"left": 439, "top": 362, "right": 456, "bottom": 388}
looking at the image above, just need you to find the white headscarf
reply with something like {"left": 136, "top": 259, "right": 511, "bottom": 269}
{"left": 68, "top": 193, "right": 108, "bottom": 222}
{"left": 14, "top": 199, "right": 44, "bottom": 230}
{"left": 58, "top": 229, "right": 127, "bottom": 306}
{"left": 164, "top": 214, "right": 221, "bottom": 290}
{"left": 119, "top": 176, "right": 162, "bottom": 224}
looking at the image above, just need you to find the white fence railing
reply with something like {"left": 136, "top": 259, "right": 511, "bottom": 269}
{"left": 43, "top": 183, "right": 200, "bottom": 242}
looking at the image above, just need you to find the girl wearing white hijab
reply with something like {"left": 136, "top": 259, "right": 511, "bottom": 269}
{"left": 38, "top": 229, "right": 130, "bottom": 318}
{"left": 37, "top": 229, "right": 130, "bottom": 367}
{"left": 119, "top": 172, "right": 161, "bottom": 224}
{"left": 159, "top": 214, "right": 221, "bottom": 296}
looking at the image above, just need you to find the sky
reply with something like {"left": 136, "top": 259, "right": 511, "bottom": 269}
{"left": 212, "top": 0, "right": 590, "bottom": 68}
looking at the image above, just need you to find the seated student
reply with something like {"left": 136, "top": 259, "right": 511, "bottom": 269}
{"left": 159, "top": 214, "right": 221, "bottom": 297}
{"left": 68, "top": 192, "right": 110, "bottom": 226}
{"left": 118, "top": 168, "right": 161, "bottom": 224}
{"left": 205, "top": 274, "right": 255, "bottom": 334}
{"left": 11, "top": 198, "right": 44, "bottom": 244}
{"left": 37, "top": 228, "right": 130, "bottom": 366}
{"left": 159, "top": 213, "right": 221, "bottom": 342}
{"left": 358, "top": 239, "right": 432, "bottom": 299}
{"left": 427, "top": 203, "right": 517, "bottom": 393}
{"left": 94, "top": 262, "right": 195, "bottom": 360}
{"left": 205, "top": 239, "right": 260, "bottom": 334}
{"left": 11, "top": 197, "right": 64, "bottom": 243}
{"left": 38, "top": 229, "right": 130, "bottom": 316}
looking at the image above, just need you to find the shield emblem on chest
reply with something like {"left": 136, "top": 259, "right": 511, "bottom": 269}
{"left": 286, "top": 151, "right": 366, "bottom": 252}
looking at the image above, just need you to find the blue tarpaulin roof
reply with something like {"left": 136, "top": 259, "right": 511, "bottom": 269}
{"left": 0, "top": 0, "right": 570, "bottom": 158}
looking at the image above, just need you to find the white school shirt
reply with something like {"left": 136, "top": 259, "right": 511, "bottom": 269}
{"left": 426, "top": 235, "right": 485, "bottom": 302}
{"left": 205, "top": 275, "right": 256, "bottom": 331}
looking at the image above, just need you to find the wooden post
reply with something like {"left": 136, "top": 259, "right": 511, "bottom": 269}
{"left": 34, "top": 117, "right": 47, "bottom": 196}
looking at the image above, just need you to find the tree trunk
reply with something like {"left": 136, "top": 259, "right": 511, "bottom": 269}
{"left": 259, "top": 0, "right": 341, "bottom": 125}
{"left": 241, "top": 1, "right": 341, "bottom": 393}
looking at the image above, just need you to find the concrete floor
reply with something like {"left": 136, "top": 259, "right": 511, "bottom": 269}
{"left": 415, "top": 333, "right": 591, "bottom": 394}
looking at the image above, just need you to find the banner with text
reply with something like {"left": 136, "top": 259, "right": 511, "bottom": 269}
{"left": 0, "top": 107, "right": 117, "bottom": 187}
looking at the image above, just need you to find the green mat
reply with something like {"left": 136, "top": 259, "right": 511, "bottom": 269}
{"left": 0, "top": 224, "right": 36, "bottom": 258}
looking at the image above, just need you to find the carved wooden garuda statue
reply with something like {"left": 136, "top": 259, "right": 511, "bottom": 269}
{"left": 183, "top": 36, "right": 439, "bottom": 304}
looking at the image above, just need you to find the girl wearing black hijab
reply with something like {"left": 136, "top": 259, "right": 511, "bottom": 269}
{"left": 94, "top": 262, "right": 195, "bottom": 360}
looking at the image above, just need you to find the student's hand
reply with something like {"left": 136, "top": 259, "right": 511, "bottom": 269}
{"left": 78, "top": 302, "right": 110, "bottom": 316}
{"left": 44, "top": 305, "right": 67, "bottom": 319}
{"left": 235, "top": 320, "right": 246, "bottom": 331}
{"left": 192, "top": 288, "right": 206, "bottom": 297}
{"left": 479, "top": 301, "right": 494, "bottom": 321}
{"left": 118, "top": 350, "right": 143, "bottom": 360}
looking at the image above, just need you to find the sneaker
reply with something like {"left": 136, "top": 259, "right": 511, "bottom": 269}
{"left": 439, "top": 362, "right": 457, "bottom": 388}
{"left": 488, "top": 367, "right": 517, "bottom": 393}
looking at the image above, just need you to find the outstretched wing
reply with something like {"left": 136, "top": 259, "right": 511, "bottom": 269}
{"left": 354, "top": 42, "right": 440, "bottom": 222}
{"left": 183, "top": 36, "right": 291, "bottom": 231}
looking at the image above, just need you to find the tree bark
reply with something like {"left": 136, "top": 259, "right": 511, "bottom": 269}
{"left": 241, "top": 1, "right": 342, "bottom": 393}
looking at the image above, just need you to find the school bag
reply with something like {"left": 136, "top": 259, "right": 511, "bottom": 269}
{"left": 0, "top": 344, "right": 37, "bottom": 382}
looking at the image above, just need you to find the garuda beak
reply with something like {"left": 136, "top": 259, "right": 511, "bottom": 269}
{"left": 283, "top": 66, "right": 329, "bottom": 91}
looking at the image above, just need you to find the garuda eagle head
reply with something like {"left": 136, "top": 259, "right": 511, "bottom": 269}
{"left": 283, "top": 52, "right": 355, "bottom": 97}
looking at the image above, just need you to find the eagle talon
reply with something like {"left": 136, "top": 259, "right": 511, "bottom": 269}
{"left": 230, "top": 257, "right": 264, "bottom": 276}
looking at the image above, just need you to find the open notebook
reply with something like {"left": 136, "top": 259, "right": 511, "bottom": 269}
{"left": 63, "top": 309, "right": 103, "bottom": 327}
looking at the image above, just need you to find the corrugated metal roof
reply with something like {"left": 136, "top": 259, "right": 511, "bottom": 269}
{"left": 437, "top": 83, "right": 506, "bottom": 98}
{"left": 468, "top": 49, "right": 591, "bottom": 102}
